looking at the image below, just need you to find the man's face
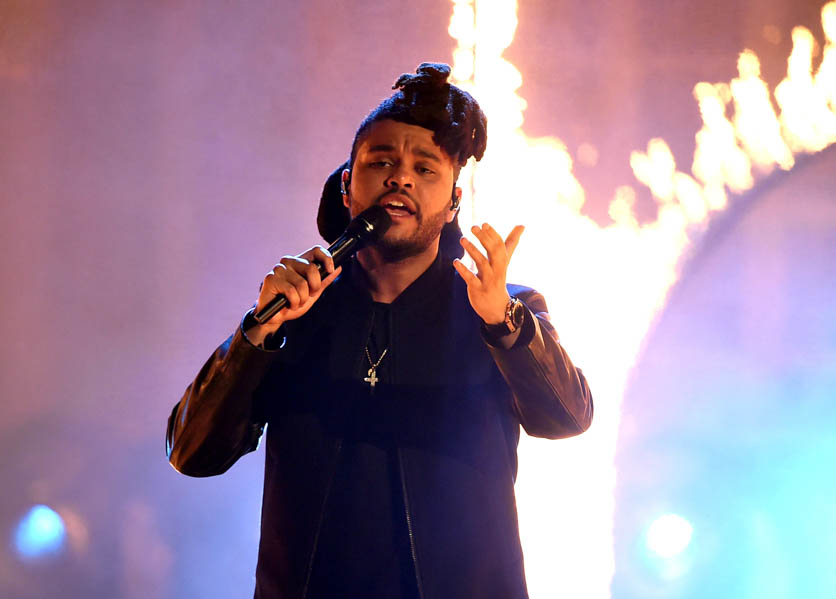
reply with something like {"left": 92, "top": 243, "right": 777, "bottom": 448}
{"left": 344, "top": 119, "right": 459, "bottom": 261}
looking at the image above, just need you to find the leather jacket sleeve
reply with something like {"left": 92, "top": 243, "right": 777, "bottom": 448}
{"left": 166, "top": 313, "right": 276, "bottom": 477}
{"left": 484, "top": 287, "right": 593, "bottom": 439}
{"left": 167, "top": 286, "right": 593, "bottom": 476}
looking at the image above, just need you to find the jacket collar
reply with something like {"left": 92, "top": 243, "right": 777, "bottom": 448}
{"left": 343, "top": 250, "right": 453, "bottom": 314}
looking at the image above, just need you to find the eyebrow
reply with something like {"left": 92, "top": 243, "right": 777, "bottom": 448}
{"left": 367, "top": 144, "right": 443, "bottom": 163}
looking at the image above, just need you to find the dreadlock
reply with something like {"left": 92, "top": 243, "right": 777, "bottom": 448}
{"left": 317, "top": 63, "right": 487, "bottom": 258}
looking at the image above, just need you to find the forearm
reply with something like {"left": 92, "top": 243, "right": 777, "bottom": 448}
{"left": 486, "top": 291, "right": 593, "bottom": 439}
{"left": 166, "top": 315, "right": 278, "bottom": 476}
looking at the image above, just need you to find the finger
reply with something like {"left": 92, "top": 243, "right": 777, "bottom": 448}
{"left": 261, "top": 263, "right": 287, "bottom": 299}
{"left": 453, "top": 258, "right": 481, "bottom": 287}
{"left": 283, "top": 257, "right": 322, "bottom": 294}
{"left": 460, "top": 237, "right": 491, "bottom": 275}
{"left": 308, "top": 245, "right": 335, "bottom": 274}
{"left": 471, "top": 225, "right": 507, "bottom": 271}
{"left": 270, "top": 260, "right": 289, "bottom": 276}
{"left": 471, "top": 224, "right": 504, "bottom": 255}
{"left": 279, "top": 267, "right": 310, "bottom": 306}
{"left": 280, "top": 255, "right": 310, "bottom": 272}
{"left": 504, "top": 225, "right": 525, "bottom": 259}
{"left": 300, "top": 260, "right": 325, "bottom": 293}
{"left": 266, "top": 277, "right": 301, "bottom": 310}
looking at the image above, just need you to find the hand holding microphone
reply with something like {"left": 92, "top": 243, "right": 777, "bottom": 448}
{"left": 247, "top": 206, "right": 391, "bottom": 344}
{"left": 252, "top": 246, "right": 341, "bottom": 335}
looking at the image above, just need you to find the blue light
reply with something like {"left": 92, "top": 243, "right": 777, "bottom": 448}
{"left": 13, "top": 505, "right": 66, "bottom": 560}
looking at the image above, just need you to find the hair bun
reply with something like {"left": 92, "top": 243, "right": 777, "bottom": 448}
{"left": 393, "top": 62, "right": 451, "bottom": 92}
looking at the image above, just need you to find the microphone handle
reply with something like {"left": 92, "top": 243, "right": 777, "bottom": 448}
{"left": 253, "top": 234, "right": 359, "bottom": 324}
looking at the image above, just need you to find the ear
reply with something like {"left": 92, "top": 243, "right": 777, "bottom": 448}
{"left": 448, "top": 187, "right": 462, "bottom": 222}
{"left": 341, "top": 169, "right": 351, "bottom": 208}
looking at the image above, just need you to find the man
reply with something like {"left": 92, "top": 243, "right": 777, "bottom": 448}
{"left": 167, "top": 63, "right": 593, "bottom": 599}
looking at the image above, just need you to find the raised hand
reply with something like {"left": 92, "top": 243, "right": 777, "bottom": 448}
{"left": 453, "top": 223, "right": 524, "bottom": 324}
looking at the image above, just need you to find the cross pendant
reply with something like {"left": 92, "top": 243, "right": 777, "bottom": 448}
{"left": 364, "top": 367, "right": 379, "bottom": 389}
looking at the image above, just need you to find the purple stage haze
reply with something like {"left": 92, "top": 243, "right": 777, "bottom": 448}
{"left": 1, "top": 1, "right": 833, "bottom": 598}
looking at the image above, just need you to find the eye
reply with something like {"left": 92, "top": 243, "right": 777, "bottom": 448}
{"left": 417, "top": 165, "right": 436, "bottom": 175}
{"left": 369, "top": 159, "right": 393, "bottom": 168}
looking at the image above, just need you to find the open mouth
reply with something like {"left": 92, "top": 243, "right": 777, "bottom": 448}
{"left": 380, "top": 198, "right": 416, "bottom": 217}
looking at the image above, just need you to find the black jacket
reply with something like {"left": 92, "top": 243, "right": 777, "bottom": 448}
{"left": 167, "top": 253, "right": 593, "bottom": 598}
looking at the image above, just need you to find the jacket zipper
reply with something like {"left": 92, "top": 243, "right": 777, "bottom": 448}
{"left": 398, "top": 448, "right": 425, "bottom": 599}
{"left": 301, "top": 438, "right": 343, "bottom": 599}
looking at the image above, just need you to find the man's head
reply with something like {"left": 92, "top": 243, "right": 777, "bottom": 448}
{"left": 318, "top": 63, "right": 487, "bottom": 259}
{"left": 342, "top": 119, "right": 459, "bottom": 261}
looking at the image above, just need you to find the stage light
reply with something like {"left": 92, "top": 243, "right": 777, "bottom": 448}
{"left": 13, "top": 504, "right": 67, "bottom": 560}
{"left": 646, "top": 514, "right": 693, "bottom": 559}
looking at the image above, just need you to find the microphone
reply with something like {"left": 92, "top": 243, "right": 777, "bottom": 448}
{"left": 253, "top": 205, "right": 392, "bottom": 324}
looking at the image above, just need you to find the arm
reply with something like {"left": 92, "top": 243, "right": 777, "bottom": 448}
{"left": 483, "top": 288, "right": 593, "bottom": 439}
{"left": 166, "top": 246, "right": 341, "bottom": 477}
{"left": 453, "top": 223, "right": 592, "bottom": 440}
{"left": 166, "top": 314, "right": 277, "bottom": 477}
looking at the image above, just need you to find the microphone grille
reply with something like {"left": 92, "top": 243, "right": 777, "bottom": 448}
{"left": 348, "top": 205, "right": 392, "bottom": 241}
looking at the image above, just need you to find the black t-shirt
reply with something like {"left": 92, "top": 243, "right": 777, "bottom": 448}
{"left": 307, "top": 302, "right": 419, "bottom": 599}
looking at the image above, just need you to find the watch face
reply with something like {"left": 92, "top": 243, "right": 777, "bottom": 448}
{"left": 510, "top": 299, "right": 525, "bottom": 328}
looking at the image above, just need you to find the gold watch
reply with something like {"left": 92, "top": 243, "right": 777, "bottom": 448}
{"left": 484, "top": 296, "right": 525, "bottom": 337}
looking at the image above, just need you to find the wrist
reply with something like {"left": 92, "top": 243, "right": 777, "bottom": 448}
{"left": 482, "top": 296, "right": 524, "bottom": 337}
{"left": 481, "top": 293, "right": 512, "bottom": 325}
{"left": 242, "top": 308, "right": 284, "bottom": 348}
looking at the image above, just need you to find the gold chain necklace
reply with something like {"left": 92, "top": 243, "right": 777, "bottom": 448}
{"left": 363, "top": 346, "right": 388, "bottom": 390}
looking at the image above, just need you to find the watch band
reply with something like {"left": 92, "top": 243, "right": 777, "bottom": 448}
{"left": 483, "top": 296, "right": 525, "bottom": 337}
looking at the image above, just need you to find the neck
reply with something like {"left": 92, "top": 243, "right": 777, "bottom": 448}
{"left": 355, "top": 241, "right": 440, "bottom": 304}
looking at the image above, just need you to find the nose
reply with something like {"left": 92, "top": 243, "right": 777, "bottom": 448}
{"left": 384, "top": 163, "right": 414, "bottom": 190}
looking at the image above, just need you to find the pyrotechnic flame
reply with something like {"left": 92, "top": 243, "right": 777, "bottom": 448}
{"left": 731, "top": 50, "right": 794, "bottom": 172}
{"left": 776, "top": 25, "right": 836, "bottom": 153}
{"left": 448, "top": 1, "right": 836, "bottom": 598}
{"left": 693, "top": 81, "right": 754, "bottom": 209}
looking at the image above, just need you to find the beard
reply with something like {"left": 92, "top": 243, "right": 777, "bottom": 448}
{"left": 376, "top": 203, "right": 449, "bottom": 262}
